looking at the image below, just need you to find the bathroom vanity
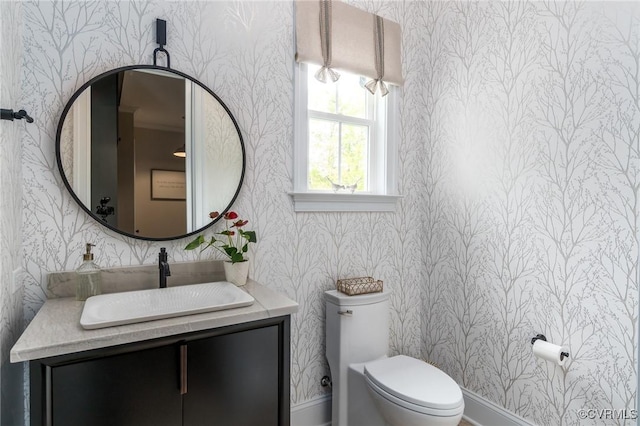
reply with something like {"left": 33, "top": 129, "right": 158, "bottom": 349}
{"left": 11, "top": 266, "right": 297, "bottom": 426}
{"left": 25, "top": 37, "right": 294, "bottom": 424}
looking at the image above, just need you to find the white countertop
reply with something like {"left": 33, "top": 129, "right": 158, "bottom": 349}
{"left": 11, "top": 279, "right": 298, "bottom": 363}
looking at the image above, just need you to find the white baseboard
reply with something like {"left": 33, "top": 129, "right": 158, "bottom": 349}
{"left": 290, "top": 388, "right": 532, "bottom": 426}
{"left": 291, "top": 394, "right": 332, "bottom": 426}
{"left": 461, "top": 387, "right": 534, "bottom": 426}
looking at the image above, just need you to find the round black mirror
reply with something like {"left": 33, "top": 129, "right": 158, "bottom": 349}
{"left": 56, "top": 65, "right": 245, "bottom": 240}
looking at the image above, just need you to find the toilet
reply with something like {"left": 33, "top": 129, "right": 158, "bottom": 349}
{"left": 325, "top": 290, "right": 464, "bottom": 426}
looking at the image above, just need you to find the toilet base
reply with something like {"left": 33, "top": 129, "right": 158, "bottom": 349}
{"left": 345, "top": 364, "right": 387, "bottom": 426}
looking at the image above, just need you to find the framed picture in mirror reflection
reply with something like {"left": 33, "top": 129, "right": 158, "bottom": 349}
{"left": 151, "top": 169, "right": 186, "bottom": 201}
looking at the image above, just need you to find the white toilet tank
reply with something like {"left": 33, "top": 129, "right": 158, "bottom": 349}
{"left": 325, "top": 289, "right": 390, "bottom": 367}
{"left": 325, "top": 290, "right": 391, "bottom": 426}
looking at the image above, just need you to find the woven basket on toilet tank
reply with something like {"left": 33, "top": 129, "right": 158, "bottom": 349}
{"left": 336, "top": 276, "right": 383, "bottom": 295}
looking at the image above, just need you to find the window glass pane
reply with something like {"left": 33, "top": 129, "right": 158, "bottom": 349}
{"left": 308, "top": 66, "right": 336, "bottom": 114}
{"left": 304, "top": 64, "right": 375, "bottom": 194}
{"left": 337, "top": 75, "right": 366, "bottom": 119}
{"left": 341, "top": 124, "right": 368, "bottom": 192}
{"left": 307, "top": 64, "right": 367, "bottom": 118}
{"left": 308, "top": 121, "right": 369, "bottom": 192}
{"left": 308, "top": 119, "right": 339, "bottom": 190}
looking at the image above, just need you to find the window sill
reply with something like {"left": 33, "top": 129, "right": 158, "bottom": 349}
{"left": 289, "top": 192, "right": 402, "bottom": 212}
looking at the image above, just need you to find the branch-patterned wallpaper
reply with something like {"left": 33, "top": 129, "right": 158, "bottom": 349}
{"left": 419, "top": 2, "right": 638, "bottom": 425}
{"left": 0, "top": 1, "right": 26, "bottom": 424}
{"left": 6, "top": 1, "right": 638, "bottom": 425}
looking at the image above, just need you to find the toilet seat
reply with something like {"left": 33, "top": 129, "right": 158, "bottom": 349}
{"left": 364, "top": 355, "right": 464, "bottom": 416}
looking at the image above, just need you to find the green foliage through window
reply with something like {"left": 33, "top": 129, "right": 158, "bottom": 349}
{"left": 307, "top": 65, "right": 372, "bottom": 192}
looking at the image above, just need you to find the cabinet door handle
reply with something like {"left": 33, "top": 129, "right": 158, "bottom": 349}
{"left": 180, "top": 344, "right": 188, "bottom": 395}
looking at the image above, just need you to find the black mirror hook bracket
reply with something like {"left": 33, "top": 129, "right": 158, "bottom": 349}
{"left": 1, "top": 108, "right": 33, "bottom": 123}
{"left": 152, "top": 18, "right": 171, "bottom": 69}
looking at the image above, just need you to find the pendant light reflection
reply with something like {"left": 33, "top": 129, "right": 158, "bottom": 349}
{"left": 173, "top": 144, "right": 186, "bottom": 158}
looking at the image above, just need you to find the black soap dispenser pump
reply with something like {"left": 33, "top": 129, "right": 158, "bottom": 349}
{"left": 76, "top": 243, "right": 102, "bottom": 301}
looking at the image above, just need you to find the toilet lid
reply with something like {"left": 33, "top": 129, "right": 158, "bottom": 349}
{"left": 364, "top": 355, "right": 463, "bottom": 410}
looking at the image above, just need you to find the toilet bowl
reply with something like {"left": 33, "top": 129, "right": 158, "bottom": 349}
{"left": 325, "top": 290, "right": 464, "bottom": 426}
{"left": 364, "top": 355, "right": 464, "bottom": 426}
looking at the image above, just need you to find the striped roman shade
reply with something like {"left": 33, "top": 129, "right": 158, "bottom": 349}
{"left": 295, "top": 0, "right": 403, "bottom": 88}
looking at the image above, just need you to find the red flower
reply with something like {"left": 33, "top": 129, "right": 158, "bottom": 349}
{"left": 224, "top": 211, "right": 238, "bottom": 220}
{"left": 185, "top": 211, "right": 257, "bottom": 265}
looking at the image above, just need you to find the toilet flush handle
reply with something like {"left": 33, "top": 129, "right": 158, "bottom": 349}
{"left": 338, "top": 310, "right": 353, "bottom": 316}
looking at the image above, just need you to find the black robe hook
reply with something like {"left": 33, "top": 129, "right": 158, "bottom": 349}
{"left": 1, "top": 108, "right": 33, "bottom": 123}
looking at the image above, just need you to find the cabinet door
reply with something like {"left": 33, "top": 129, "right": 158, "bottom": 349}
{"left": 183, "top": 325, "right": 280, "bottom": 426}
{"left": 50, "top": 345, "right": 182, "bottom": 426}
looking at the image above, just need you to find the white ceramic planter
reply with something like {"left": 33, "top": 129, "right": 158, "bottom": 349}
{"left": 223, "top": 260, "right": 250, "bottom": 286}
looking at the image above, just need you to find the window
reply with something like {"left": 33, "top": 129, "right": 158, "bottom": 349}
{"left": 291, "top": 63, "right": 400, "bottom": 212}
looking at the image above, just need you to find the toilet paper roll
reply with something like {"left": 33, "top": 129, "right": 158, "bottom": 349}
{"left": 532, "top": 339, "right": 568, "bottom": 366}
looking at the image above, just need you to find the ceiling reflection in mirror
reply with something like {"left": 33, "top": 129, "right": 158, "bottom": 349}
{"left": 57, "top": 66, "right": 245, "bottom": 240}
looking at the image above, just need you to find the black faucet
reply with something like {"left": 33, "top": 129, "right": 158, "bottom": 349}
{"left": 159, "top": 247, "right": 171, "bottom": 288}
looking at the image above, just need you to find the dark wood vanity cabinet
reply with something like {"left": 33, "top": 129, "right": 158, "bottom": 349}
{"left": 44, "top": 343, "right": 182, "bottom": 425}
{"left": 29, "top": 316, "right": 290, "bottom": 426}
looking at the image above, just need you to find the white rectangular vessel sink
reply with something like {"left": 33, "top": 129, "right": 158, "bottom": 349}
{"left": 80, "top": 281, "right": 255, "bottom": 330}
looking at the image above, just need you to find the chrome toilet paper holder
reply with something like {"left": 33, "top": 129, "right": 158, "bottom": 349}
{"left": 531, "top": 334, "right": 570, "bottom": 361}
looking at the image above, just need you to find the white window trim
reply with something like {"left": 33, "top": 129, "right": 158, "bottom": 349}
{"left": 290, "top": 63, "right": 401, "bottom": 212}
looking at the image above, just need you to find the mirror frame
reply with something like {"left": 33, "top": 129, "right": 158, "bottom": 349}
{"left": 55, "top": 65, "right": 246, "bottom": 241}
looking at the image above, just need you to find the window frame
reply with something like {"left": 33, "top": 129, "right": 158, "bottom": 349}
{"left": 291, "top": 63, "right": 400, "bottom": 212}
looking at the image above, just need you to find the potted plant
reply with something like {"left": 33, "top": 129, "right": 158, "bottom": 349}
{"left": 185, "top": 211, "right": 257, "bottom": 286}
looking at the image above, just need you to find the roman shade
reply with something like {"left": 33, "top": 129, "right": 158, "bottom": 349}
{"left": 295, "top": 0, "right": 404, "bottom": 90}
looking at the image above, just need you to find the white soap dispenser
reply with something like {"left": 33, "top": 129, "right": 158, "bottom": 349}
{"left": 76, "top": 243, "right": 102, "bottom": 301}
